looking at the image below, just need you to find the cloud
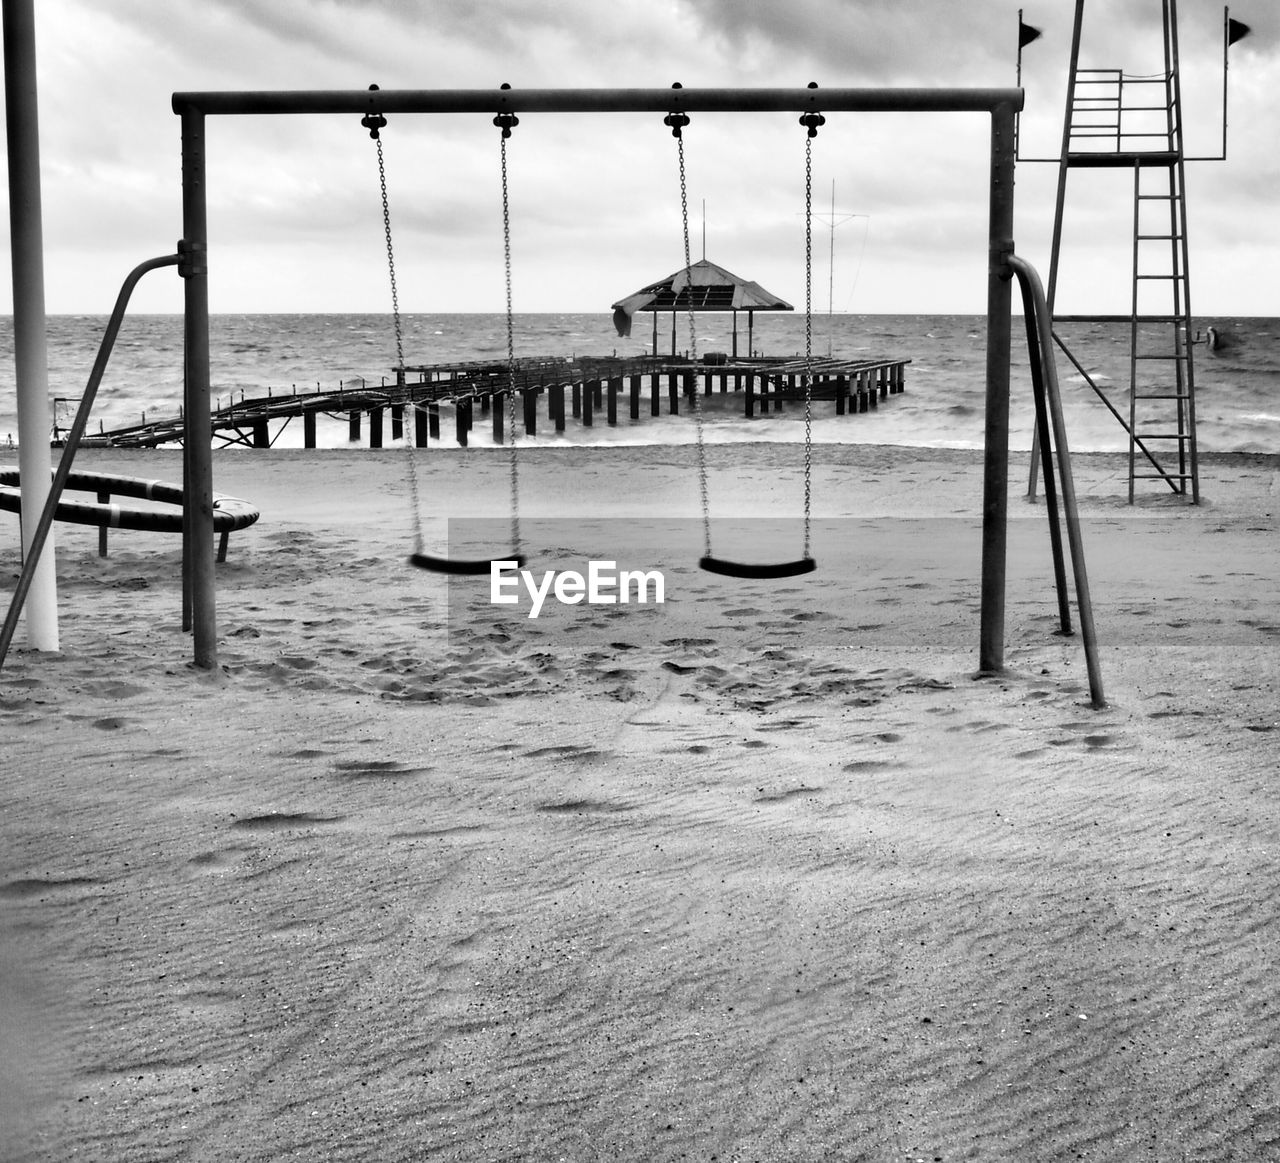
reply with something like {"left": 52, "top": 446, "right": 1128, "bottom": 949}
{"left": 679, "top": 0, "right": 1023, "bottom": 84}
{"left": 0, "top": 0, "right": 1276, "bottom": 315}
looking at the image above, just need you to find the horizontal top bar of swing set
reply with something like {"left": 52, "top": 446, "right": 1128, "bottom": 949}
{"left": 171, "top": 86, "right": 1024, "bottom": 118}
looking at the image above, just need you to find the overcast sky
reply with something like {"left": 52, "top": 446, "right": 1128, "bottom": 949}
{"left": 3, "top": 0, "right": 1277, "bottom": 316}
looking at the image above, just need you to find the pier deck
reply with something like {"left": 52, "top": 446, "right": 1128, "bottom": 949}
{"left": 92, "top": 353, "right": 909, "bottom": 449}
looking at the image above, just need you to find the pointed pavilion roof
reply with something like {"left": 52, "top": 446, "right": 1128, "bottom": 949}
{"left": 611, "top": 258, "right": 793, "bottom": 337}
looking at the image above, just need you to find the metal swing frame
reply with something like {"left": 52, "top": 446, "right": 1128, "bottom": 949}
{"left": 171, "top": 82, "right": 1100, "bottom": 707}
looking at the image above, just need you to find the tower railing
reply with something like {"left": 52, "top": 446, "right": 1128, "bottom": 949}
{"left": 1067, "top": 69, "right": 1178, "bottom": 156}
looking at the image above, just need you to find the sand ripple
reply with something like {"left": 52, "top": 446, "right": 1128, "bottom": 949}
{"left": 3, "top": 447, "right": 1279, "bottom": 1159}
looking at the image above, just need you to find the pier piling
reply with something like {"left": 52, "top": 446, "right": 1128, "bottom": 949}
{"left": 95, "top": 353, "right": 910, "bottom": 452}
{"left": 524, "top": 388, "right": 537, "bottom": 436}
{"left": 552, "top": 383, "right": 566, "bottom": 432}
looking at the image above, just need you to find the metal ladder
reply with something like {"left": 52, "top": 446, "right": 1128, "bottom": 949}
{"left": 1127, "top": 138, "right": 1198, "bottom": 501}
{"left": 1030, "top": 0, "right": 1203, "bottom": 503}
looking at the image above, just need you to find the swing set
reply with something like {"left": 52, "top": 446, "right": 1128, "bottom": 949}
{"left": 368, "top": 81, "right": 819, "bottom": 580}
{"left": 163, "top": 82, "right": 1101, "bottom": 704}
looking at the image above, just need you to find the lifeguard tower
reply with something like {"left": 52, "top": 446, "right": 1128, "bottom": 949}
{"left": 1020, "top": 0, "right": 1251, "bottom": 503}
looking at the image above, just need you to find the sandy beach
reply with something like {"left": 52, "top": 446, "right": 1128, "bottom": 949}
{"left": 2, "top": 441, "right": 1278, "bottom": 1161}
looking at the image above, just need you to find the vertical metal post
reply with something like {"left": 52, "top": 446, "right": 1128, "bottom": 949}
{"left": 1028, "top": 0, "right": 1087, "bottom": 502}
{"left": 1168, "top": 0, "right": 1199, "bottom": 504}
{"left": 3, "top": 0, "right": 58, "bottom": 651}
{"left": 97, "top": 492, "right": 109, "bottom": 557}
{"left": 180, "top": 106, "right": 217, "bottom": 669}
{"left": 980, "top": 99, "right": 1018, "bottom": 674}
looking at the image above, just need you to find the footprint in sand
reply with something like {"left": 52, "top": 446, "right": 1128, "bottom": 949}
{"left": 185, "top": 846, "right": 256, "bottom": 875}
{"left": 947, "top": 720, "right": 1008, "bottom": 736}
{"left": 1048, "top": 732, "right": 1127, "bottom": 751}
{"left": 230, "top": 812, "right": 346, "bottom": 831}
{"left": 391, "top": 823, "right": 491, "bottom": 841}
{"left": 537, "top": 798, "right": 633, "bottom": 815}
{"left": 331, "top": 759, "right": 430, "bottom": 780}
{"left": 0, "top": 876, "right": 104, "bottom": 899}
{"left": 89, "top": 716, "right": 130, "bottom": 731}
{"left": 77, "top": 680, "right": 151, "bottom": 700}
{"left": 754, "top": 784, "right": 823, "bottom": 804}
{"left": 523, "top": 744, "right": 612, "bottom": 765}
{"left": 753, "top": 717, "right": 818, "bottom": 732}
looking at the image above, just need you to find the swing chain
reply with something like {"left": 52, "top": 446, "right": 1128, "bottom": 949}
{"left": 499, "top": 117, "right": 521, "bottom": 555}
{"left": 797, "top": 83, "right": 819, "bottom": 556}
{"left": 668, "top": 88, "right": 817, "bottom": 577}
{"left": 803, "top": 132, "right": 815, "bottom": 558}
{"left": 365, "top": 103, "right": 424, "bottom": 553}
{"left": 671, "top": 102, "right": 711, "bottom": 558}
{"left": 374, "top": 138, "right": 405, "bottom": 374}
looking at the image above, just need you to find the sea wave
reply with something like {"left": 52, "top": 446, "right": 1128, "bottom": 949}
{"left": 1, "top": 312, "right": 1276, "bottom": 455}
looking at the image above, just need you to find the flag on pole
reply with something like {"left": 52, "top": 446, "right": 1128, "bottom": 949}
{"left": 1019, "top": 19, "right": 1042, "bottom": 49}
{"left": 1227, "top": 18, "right": 1251, "bottom": 46}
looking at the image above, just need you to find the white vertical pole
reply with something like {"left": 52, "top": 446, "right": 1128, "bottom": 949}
{"left": 3, "top": 0, "right": 58, "bottom": 651}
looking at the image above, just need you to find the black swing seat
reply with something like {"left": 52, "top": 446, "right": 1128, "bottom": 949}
{"left": 699, "top": 555, "right": 816, "bottom": 580}
{"left": 409, "top": 552, "right": 525, "bottom": 576}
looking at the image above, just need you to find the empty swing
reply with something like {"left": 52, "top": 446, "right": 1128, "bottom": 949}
{"left": 666, "top": 87, "right": 820, "bottom": 579}
{"left": 363, "top": 90, "right": 523, "bottom": 575}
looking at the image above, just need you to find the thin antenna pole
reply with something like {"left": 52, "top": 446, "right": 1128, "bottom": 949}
{"left": 829, "top": 180, "right": 836, "bottom": 354}
{"left": 808, "top": 180, "right": 864, "bottom": 357}
{"left": 701, "top": 198, "right": 706, "bottom": 260}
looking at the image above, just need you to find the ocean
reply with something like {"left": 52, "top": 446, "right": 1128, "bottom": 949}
{"left": 1, "top": 312, "right": 1277, "bottom": 454}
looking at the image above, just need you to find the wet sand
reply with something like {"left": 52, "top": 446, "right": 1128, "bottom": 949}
{"left": 3, "top": 442, "right": 1279, "bottom": 1160}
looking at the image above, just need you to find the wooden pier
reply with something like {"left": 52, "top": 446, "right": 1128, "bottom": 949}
{"left": 94, "top": 353, "right": 909, "bottom": 449}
